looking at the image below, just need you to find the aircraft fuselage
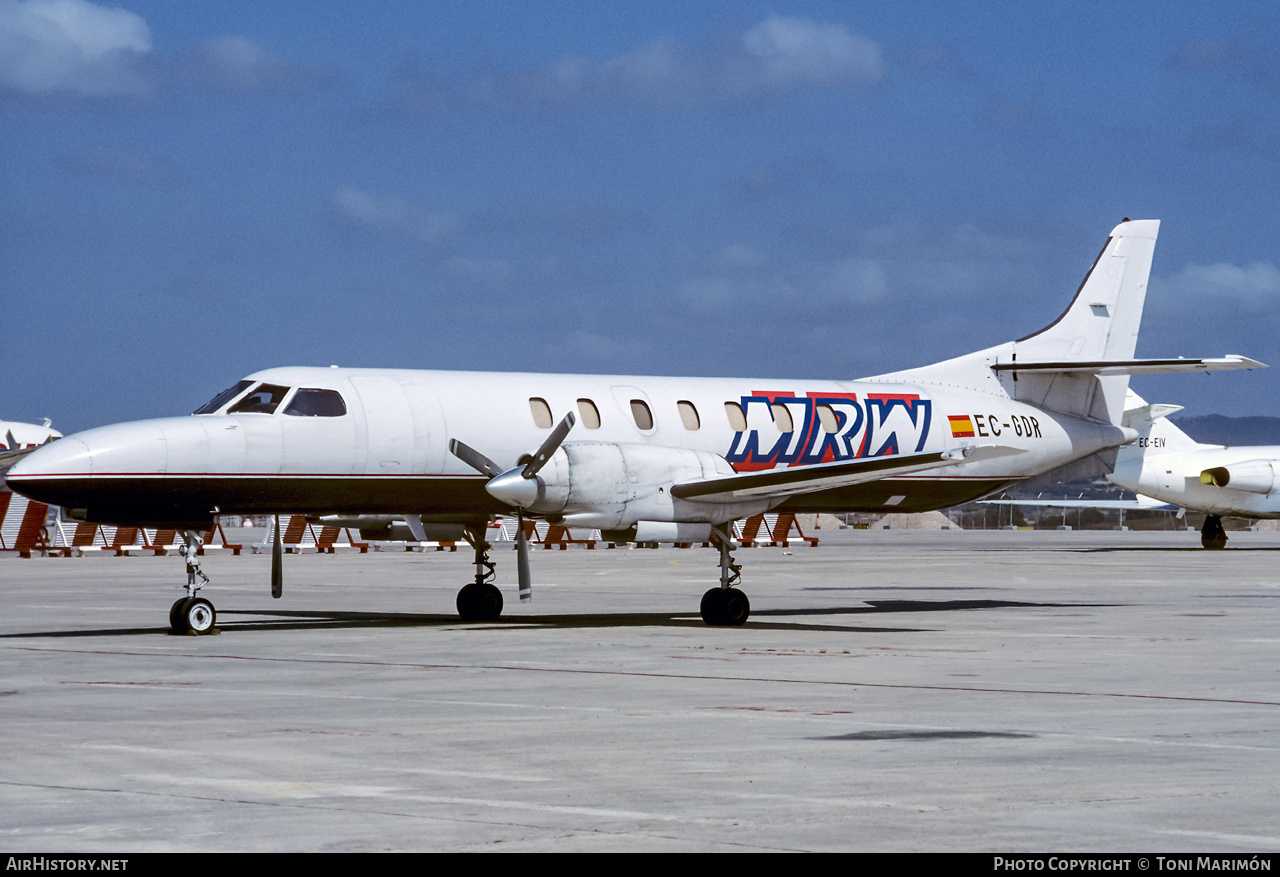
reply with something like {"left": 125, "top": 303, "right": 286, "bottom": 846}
{"left": 9, "top": 365, "right": 1132, "bottom": 528}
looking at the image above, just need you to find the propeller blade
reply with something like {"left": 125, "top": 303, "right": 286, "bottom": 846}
{"left": 271, "top": 514, "right": 283, "bottom": 599}
{"left": 449, "top": 439, "right": 503, "bottom": 478}
{"left": 522, "top": 412, "right": 576, "bottom": 479}
{"left": 517, "top": 514, "right": 532, "bottom": 602}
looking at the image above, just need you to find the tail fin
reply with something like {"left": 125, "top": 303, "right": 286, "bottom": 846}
{"left": 1111, "top": 389, "right": 1203, "bottom": 486}
{"left": 1118, "top": 389, "right": 1199, "bottom": 453}
{"left": 1007, "top": 219, "right": 1159, "bottom": 423}
{"left": 1014, "top": 219, "right": 1159, "bottom": 364}
{"left": 871, "top": 219, "right": 1160, "bottom": 425}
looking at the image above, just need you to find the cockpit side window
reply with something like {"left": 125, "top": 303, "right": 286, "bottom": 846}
{"left": 193, "top": 379, "right": 254, "bottom": 415}
{"left": 283, "top": 388, "right": 348, "bottom": 417}
{"left": 228, "top": 383, "right": 291, "bottom": 414}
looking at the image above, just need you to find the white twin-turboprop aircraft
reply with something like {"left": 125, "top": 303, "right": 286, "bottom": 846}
{"left": 5, "top": 219, "right": 1264, "bottom": 632}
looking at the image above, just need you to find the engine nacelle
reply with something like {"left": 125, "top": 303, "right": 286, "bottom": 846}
{"left": 1200, "top": 459, "right": 1277, "bottom": 495}
{"left": 499, "top": 442, "right": 771, "bottom": 530}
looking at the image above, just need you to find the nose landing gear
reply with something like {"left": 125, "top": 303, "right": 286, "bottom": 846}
{"left": 169, "top": 530, "right": 218, "bottom": 635}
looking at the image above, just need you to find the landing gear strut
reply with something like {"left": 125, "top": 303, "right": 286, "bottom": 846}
{"left": 170, "top": 530, "right": 217, "bottom": 635}
{"left": 457, "top": 522, "right": 503, "bottom": 621}
{"left": 701, "top": 525, "right": 750, "bottom": 626}
{"left": 1201, "top": 514, "right": 1228, "bottom": 550}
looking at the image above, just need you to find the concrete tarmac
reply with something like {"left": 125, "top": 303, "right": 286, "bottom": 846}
{"left": 1, "top": 528, "right": 1278, "bottom": 852}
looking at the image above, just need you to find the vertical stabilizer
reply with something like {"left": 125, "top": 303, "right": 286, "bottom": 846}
{"left": 1111, "top": 389, "right": 1202, "bottom": 488}
{"left": 869, "top": 219, "right": 1160, "bottom": 426}
{"left": 1007, "top": 219, "right": 1159, "bottom": 424}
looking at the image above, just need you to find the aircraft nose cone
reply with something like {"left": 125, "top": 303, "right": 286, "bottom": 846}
{"left": 5, "top": 437, "right": 93, "bottom": 503}
{"left": 485, "top": 469, "right": 541, "bottom": 509}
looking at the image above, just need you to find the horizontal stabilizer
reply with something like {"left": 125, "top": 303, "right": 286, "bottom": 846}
{"left": 672, "top": 445, "right": 1024, "bottom": 502}
{"left": 989, "top": 355, "right": 1265, "bottom": 376}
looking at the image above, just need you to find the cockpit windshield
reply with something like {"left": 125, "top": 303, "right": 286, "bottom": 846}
{"left": 283, "top": 388, "right": 347, "bottom": 417}
{"left": 228, "top": 384, "right": 291, "bottom": 415}
{"left": 193, "top": 380, "right": 254, "bottom": 415}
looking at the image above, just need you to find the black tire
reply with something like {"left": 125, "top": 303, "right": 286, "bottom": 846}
{"left": 721, "top": 588, "right": 750, "bottom": 626}
{"left": 701, "top": 588, "right": 750, "bottom": 626}
{"left": 1201, "top": 515, "right": 1228, "bottom": 550}
{"left": 700, "top": 588, "right": 722, "bottom": 625}
{"left": 457, "top": 583, "right": 503, "bottom": 621}
{"left": 170, "top": 598, "right": 192, "bottom": 634}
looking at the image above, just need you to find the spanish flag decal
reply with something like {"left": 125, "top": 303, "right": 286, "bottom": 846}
{"left": 948, "top": 415, "right": 975, "bottom": 438}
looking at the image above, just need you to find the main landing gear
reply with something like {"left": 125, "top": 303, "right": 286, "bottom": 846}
{"left": 1201, "top": 514, "right": 1228, "bottom": 550}
{"left": 450, "top": 520, "right": 751, "bottom": 626}
{"left": 170, "top": 530, "right": 217, "bottom": 635}
{"left": 701, "top": 525, "right": 750, "bottom": 626}
{"left": 457, "top": 522, "right": 503, "bottom": 621}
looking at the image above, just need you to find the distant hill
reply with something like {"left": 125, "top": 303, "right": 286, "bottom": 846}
{"left": 1171, "top": 415, "right": 1280, "bottom": 447}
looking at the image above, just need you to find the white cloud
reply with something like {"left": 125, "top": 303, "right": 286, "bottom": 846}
{"left": 1155, "top": 261, "right": 1280, "bottom": 310}
{"left": 820, "top": 257, "right": 888, "bottom": 305}
{"left": 0, "top": 0, "right": 151, "bottom": 97}
{"left": 184, "top": 34, "right": 336, "bottom": 93}
{"left": 332, "top": 187, "right": 455, "bottom": 244}
{"left": 673, "top": 255, "right": 887, "bottom": 318}
{"left": 740, "top": 16, "right": 883, "bottom": 90}
{"left": 389, "top": 16, "right": 883, "bottom": 114}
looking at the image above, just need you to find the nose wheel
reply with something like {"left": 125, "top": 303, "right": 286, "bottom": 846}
{"left": 169, "top": 596, "right": 217, "bottom": 635}
{"left": 168, "top": 530, "right": 218, "bottom": 634}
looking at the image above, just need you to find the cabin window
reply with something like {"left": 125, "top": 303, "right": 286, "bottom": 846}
{"left": 677, "top": 400, "right": 700, "bottom": 430}
{"left": 771, "top": 402, "right": 794, "bottom": 433}
{"left": 229, "top": 383, "right": 290, "bottom": 415}
{"left": 284, "top": 388, "right": 348, "bottom": 417}
{"left": 725, "top": 401, "right": 747, "bottom": 432}
{"left": 630, "top": 399, "right": 653, "bottom": 431}
{"left": 577, "top": 398, "right": 601, "bottom": 429}
{"left": 193, "top": 379, "right": 254, "bottom": 415}
{"left": 816, "top": 403, "right": 839, "bottom": 434}
{"left": 529, "top": 397, "right": 553, "bottom": 429}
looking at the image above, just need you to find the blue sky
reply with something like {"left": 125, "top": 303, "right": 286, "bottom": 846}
{"left": 3, "top": 1, "right": 1278, "bottom": 432}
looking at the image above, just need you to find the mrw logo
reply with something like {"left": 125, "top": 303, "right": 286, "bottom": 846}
{"left": 726, "top": 392, "right": 933, "bottom": 472}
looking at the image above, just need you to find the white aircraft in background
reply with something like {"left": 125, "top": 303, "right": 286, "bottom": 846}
{"left": 6, "top": 219, "right": 1264, "bottom": 633}
{"left": 1104, "top": 392, "right": 1280, "bottom": 549}
{"left": 0, "top": 417, "right": 61, "bottom": 476}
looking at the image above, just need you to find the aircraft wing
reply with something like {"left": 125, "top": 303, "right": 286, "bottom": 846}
{"left": 672, "top": 445, "right": 1024, "bottom": 503}
{"left": 980, "top": 495, "right": 1176, "bottom": 510}
{"left": 989, "top": 355, "right": 1265, "bottom": 376}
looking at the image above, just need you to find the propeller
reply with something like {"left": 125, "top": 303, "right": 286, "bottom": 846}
{"left": 449, "top": 411, "right": 576, "bottom": 603}
{"left": 516, "top": 514, "right": 532, "bottom": 602}
{"left": 271, "top": 513, "right": 283, "bottom": 598}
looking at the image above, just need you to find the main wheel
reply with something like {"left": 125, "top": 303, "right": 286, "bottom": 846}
{"left": 1201, "top": 515, "right": 1228, "bottom": 550}
{"left": 700, "top": 588, "right": 750, "bottom": 626}
{"left": 457, "top": 583, "right": 503, "bottom": 621}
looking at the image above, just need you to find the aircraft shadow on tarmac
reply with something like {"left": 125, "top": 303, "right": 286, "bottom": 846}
{"left": 0, "top": 597, "right": 1111, "bottom": 639}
